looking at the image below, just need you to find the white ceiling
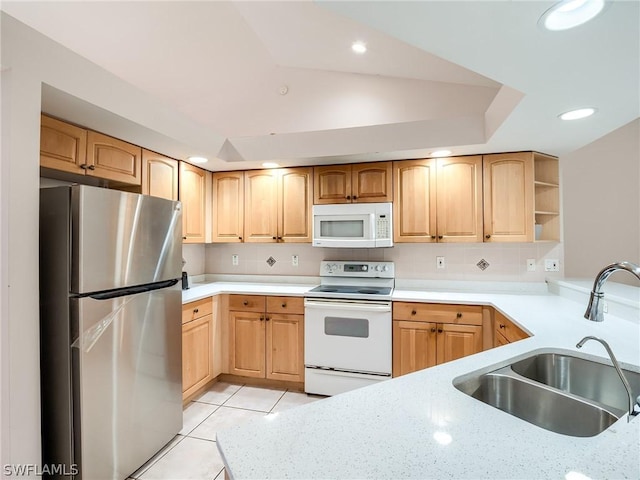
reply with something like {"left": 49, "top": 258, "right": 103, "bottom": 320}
{"left": 2, "top": 0, "right": 638, "bottom": 171}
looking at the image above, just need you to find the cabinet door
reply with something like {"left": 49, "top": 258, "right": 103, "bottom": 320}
{"left": 141, "top": 149, "right": 179, "bottom": 200}
{"left": 87, "top": 131, "right": 142, "bottom": 185}
{"left": 483, "top": 153, "right": 534, "bottom": 242}
{"left": 229, "top": 311, "right": 265, "bottom": 378}
{"left": 436, "top": 323, "right": 482, "bottom": 365}
{"left": 40, "top": 115, "right": 87, "bottom": 175}
{"left": 393, "top": 159, "right": 437, "bottom": 243}
{"left": 278, "top": 167, "right": 312, "bottom": 242}
{"left": 495, "top": 311, "right": 529, "bottom": 344}
{"left": 392, "top": 320, "right": 437, "bottom": 377}
{"left": 266, "top": 313, "right": 303, "bottom": 382}
{"left": 313, "top": 165, "right": 351, "bottom": 204}
{"left": 180, "top": 162, "right": 207, "bottom": 243}
{"left": 212, "top": 171, "right": 244, "bottom": 243}
{"left": 437, "top": 156, "right": 483, "bottom": 242}
{"left": 182, "top": 315, "right": 213, "bottom": 398}
{"left": 244, "top": 170, "right": 278, "bottom": 242}
{"left": 352, "top": 162, "right": 392, "bottom": 203}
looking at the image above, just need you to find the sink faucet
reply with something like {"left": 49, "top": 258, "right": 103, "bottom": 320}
{"left": 576, "top": 336, "right": 638, "bottom": 422}
{"left": 584, "top": 261, "right": 640, "bottom": 322}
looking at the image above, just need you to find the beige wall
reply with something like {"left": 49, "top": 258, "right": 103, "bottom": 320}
{"left": 205, "top": 242, "right": 563, "bottom": 282}
{"left": 562, "top": 118, "right": 640, "bottom": 284}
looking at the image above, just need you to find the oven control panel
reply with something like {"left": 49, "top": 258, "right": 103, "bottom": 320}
{"left": 321, "top": 261, "right": 394, "bottom": 278}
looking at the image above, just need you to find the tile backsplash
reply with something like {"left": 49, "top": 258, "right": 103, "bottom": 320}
{"left": 203, "top": 242, "right": 564, "bottom": 282}
{"left": 182, "top": 244, "right": 206, "bottom": 275}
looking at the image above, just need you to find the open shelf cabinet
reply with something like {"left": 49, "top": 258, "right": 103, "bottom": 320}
{"left": 533, "top": 153, "right": 560, "bottom": 242}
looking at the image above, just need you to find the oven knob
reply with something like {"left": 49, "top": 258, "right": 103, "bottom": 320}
{"left": 374, "top": 265, "right": 382, "bottom": 272}
{"left": 381, "top": 265, "right": 389, "bottom": 272}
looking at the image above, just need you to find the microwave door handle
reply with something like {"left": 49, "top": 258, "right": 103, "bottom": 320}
{"left": 369, "top": 213, "right": 376, "bottom": 239}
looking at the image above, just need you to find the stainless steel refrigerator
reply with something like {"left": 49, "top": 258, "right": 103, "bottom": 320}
{"left": 39, "top": 185, "right": 183, "bottom": 480}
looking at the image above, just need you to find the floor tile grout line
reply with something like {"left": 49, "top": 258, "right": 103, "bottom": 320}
{"left": 181, "top": 402, "right": 222, "bottom": 437}
{"left": 219, "top": 382, "right": 247, "bottom": 407}
{"left": 268, "top": 389, "right": 288, "bottom": 414}
{"left": 130, "top": 434, "right": 186, "bottom": 479}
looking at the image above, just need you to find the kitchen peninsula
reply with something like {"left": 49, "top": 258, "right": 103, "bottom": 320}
{"left": 195, "top": 279, "right": 640, "bottom": 480}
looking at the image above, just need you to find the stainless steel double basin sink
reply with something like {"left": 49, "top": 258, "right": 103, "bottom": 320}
{"left": 454, "top": 349, "right": 640, "bottom": 437}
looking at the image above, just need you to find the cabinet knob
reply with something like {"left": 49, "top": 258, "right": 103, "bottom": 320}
{"left": 87, "top": 165, "right": 96, "bottom": 170}
{"left": 346, "top": 195, "right": 351, "bottom": 200}
{"left": 265, "top": 316, "right": 270, "bottom": 322}
{"left": 485, "top": 234, "right": 491, "bottom": 239}
{"left": 499, "top": 323, "right": 505, "bottom": 329}
{"left": 438, "top": 328, "right": 443, "bottom": 334}
{"left": 456, "top": 312, "right": 462, "bottom": 318}
{"left": 239, "top": 236, "right": 243, "bottom": 240}
{"left": 277, "top": 236, "right": 282, "bottom": 240}
{"left": 438, "top": 235, "right": 443, "bottom": 240}
{"left": 243, "top": 300, "right": 248, "bottom": 306}
{"left": 431, "top": 327, "right": 436, "bottom": 333}
{"left": 260, "top": 315, "right": 264, "bottom": 321}
{"left": 183, "top": 236, "right": 187, "bottom": 240}
{"left": 431, "top": 235, "right": 436, "bottom": 239}
{"left": 80, "top": 164, "right": 88, "bottom": 170}
{"left": 272, "top": 236, "right": 276, "bottom": 240}
{"left": 353, "top": 195, "right": 357, "bottom": 200}
{"left": 411, "top": 310, "right": 417, "bottom": 315}
{"left": 281, "top": 303, "right": 287, "bottom": 308}
{"left": 193, "top": 308, "right": 199, "bottom": 313}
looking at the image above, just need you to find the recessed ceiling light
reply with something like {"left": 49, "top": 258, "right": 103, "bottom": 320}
{"left": 559, "top": 107, "right": 596, "bottom": 120}
{"left": 262, "top": 162, "right": 280, "bottom": 168}
{"left": 351, "top": 41, "right": 367, "bottom": 54}
{"left": 430, "top": 150, "right": 452, "bottom": 158}
{"left": 540, "top": 0, "right": 605, "bottom": 31}
{"left": 188, "top": 156, "right": 208, "bottom": 164}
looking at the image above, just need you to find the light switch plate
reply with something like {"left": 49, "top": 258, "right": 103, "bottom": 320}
{"left": 232, "top": 254, "right": 239, "bottom": 266}
{"left": 527, "top": 259, "right": 536, "bottom": 272}
{"left": 544, "top": 259, "right": 559, "bottom": 272}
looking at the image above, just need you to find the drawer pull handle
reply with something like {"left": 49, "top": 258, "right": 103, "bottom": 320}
{"left": 456, "top": 312, "right": 462, "bottom": 318}
{"left": 243, "top": 300, "right": 248, "bottom": 306}
{"left": 193, "top": 308, "right": 199, "bottom": 313}
{"left": 499, "top": 323, "right": 505, "bottom": 329}
{"left": 411, "top": 310, "right": 417, "bottom": 315}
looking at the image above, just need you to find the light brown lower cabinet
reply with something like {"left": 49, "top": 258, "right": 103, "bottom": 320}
{"left": 229, "top": 295, "right": 304, "bottom": 382}
{"left": 182, "top": 297, "right": 214, "bottom": 400}
{"left": 494, "top": 310, "right": 529, "bottom": 346}
{"left": 392, "top": 303, "right": 483, "bottom": 377}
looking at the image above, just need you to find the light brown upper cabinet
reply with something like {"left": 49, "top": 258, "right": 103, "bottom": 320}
{"left": 40, "top": 115, "right": 141, "bottom": 185}
{"left": 393, "top": 157, "right": 482, "bottom": 243}
{"left": 314, "top": 162, "right": 392, "bottom": 204}
{"left": 212, "top": 171, "right": 244, "bottom": 243}
{"left": 40, "top": 115, "right": 87, "bottom": 175}
{"left": 483, "top": 152, "right": 535, "bottom": 242}
{"left": 483, "top": 152, "right": 559, "bottom": 243}
{"left": 180, "top": 162, "right": 208, "bottom": 243}
{"left": 244, "top": 167, "right": 312, "bottom": 243}
{"left": 86, "top": 131, "right": 142, "bottom": 185}
{"left": 141, "top": 149, "right": 179, "bottom": 200}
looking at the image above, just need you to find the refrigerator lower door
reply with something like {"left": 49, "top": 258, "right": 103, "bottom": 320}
{"left": 72, "top": 285, "right": 182, "bottom": 480}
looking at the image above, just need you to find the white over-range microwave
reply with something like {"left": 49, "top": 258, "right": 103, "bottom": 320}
{"left": 312, "top": 202, "right": 393, "bottom": 248}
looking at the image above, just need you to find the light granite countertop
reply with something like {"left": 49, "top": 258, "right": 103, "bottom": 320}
{"left": 184, "top": 277, "right": 640, "bottom": 479}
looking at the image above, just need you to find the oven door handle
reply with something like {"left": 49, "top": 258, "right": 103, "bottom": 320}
{"left": 304, "top": 299, "right": 391, "bottom": 313}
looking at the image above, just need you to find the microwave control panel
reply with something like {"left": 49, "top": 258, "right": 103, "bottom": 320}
{"left": 376, "top": 215, "right": 390, "bottom": 239}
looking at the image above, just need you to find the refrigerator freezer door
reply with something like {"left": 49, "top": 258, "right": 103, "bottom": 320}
{"left": 72, "top": 285, "right": 182, "bottom": 480}
{"left": 72, "top": 185, "right": 182, "bottom": 294}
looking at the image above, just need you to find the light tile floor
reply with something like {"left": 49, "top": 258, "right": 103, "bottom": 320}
{"left": 129, "top": 382, "right": 323, "bottom": 480}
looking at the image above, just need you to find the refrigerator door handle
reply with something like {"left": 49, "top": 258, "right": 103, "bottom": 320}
{"left": 76, "top": 278, "right": 179, "bottom": 300}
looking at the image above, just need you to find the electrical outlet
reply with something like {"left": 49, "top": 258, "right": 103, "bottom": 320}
{"left": 292, "top": 255, "right": 299, "bottom": 267}
{"left": 232, "top": 254, "right": 239, "bottom": 266}
{"left": 436, "top": 256, "right": 445, "bottom": 269}
{"left": 526, "top": 259, "right": 536, "bottom": 272}
{"left": 544, "top": 259, "right": 559, "bottom": 272}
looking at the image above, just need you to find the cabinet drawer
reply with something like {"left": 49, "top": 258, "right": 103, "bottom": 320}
{"left": 229, "top": 295, "right": 266, "bottom": 312}
{"left": 182, "top": 297, "right": 213, "bottom": 324}
{"left": 266, "top": 296, "right": 304, "bottom": 315}
{"left": 393, "top": 302, "right": 482, "bottom": 326}
{"left": 495, "top": 311, "right": 529, "bottom": 343}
